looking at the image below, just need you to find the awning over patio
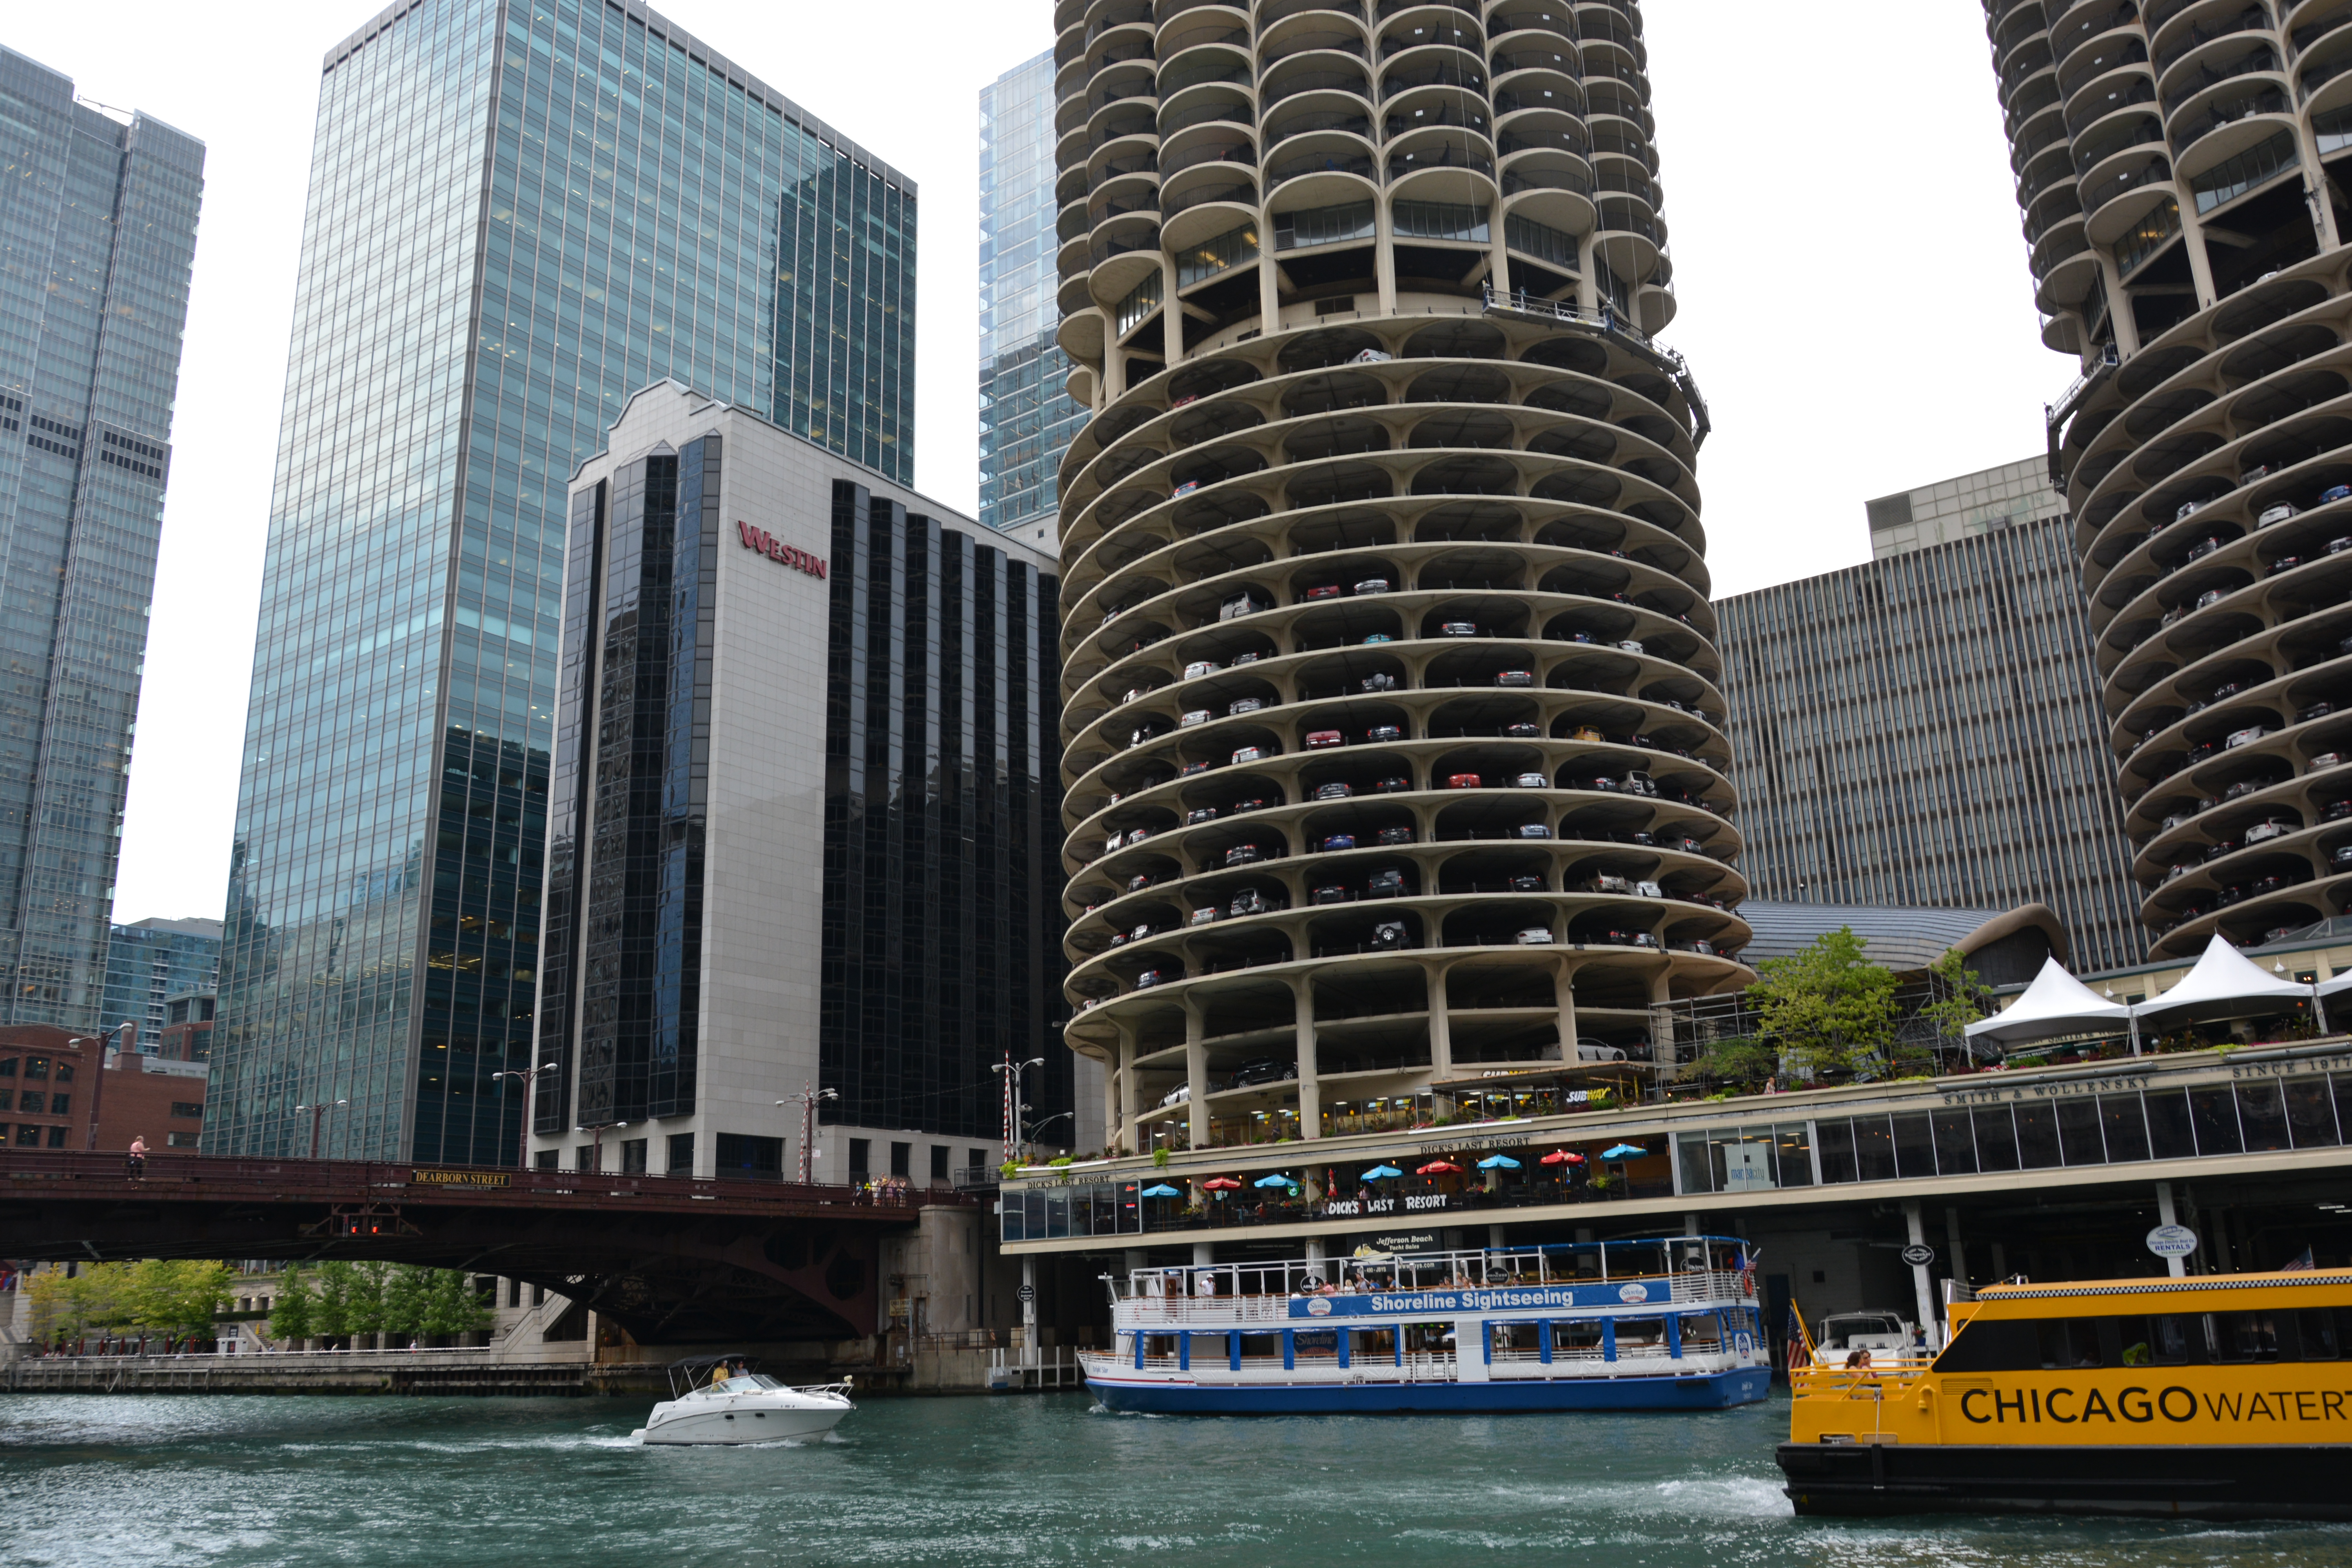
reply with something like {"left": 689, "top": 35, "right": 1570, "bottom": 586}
{"left": 2132, "top": 934, "right": 2314, "bottom": 1027}
{"left": 1965, "top": 955, "right": 2132, "bottom": 1046}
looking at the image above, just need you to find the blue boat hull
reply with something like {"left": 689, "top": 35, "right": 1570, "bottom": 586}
{"left": 1087, "top": 1367, "right": 1771, "bottom": 1415}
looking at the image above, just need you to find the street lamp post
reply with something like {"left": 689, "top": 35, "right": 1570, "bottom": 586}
{"left": 573, "top": 1120, "right": 628, "bottom": 1174}
{"left": 490, "top": 1061, "right": 561, "bottom": 1171}
{"left": 1024, "top": 1110, "right": 1074, "bottom": 1163}
{"left": 991, "top": 1056, "right": 1045, "bottom": 1162}
{"left": 293, "top": 1099, "right": 348, "bottom": 1161}
{"left": 774, "top": 1085, "right": 838, "bottom": 1184}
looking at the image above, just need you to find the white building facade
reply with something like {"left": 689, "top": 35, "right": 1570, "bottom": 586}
{"left": 531, "top": 383, "right": 1091, "bottom": 1185}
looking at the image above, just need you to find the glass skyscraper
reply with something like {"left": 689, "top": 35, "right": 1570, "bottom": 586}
{"left": 978, "top": 51, "right": 1086, "bottom": 539}
{"left": 207, "top": 0, "right": 915, "bottom": 1163}
{"left": 0, "top": 48, "right": 203, "bottom": 1033}
{"left": 99, "top": 916, "right": 222, "bottom": 1051}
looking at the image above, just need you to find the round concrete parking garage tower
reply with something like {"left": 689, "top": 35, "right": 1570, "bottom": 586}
{"left": 1049, "top": 0, "right": 1752, "bottom": 1158}
{"left": 1992, "top": 0, "right": 2352, "bottom": 959}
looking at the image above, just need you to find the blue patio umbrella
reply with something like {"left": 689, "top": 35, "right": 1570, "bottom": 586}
{"left": 1476, "top": 1154, "right": 1521, "bottom": 1170}
{"left": 1601, "top": 1143, "right": 1648, "bottom": 1160}
{"left": 1359, "top": 1164, "right": 1403, "bottom": 1180}
{"left": 1140, "top": 1183, "right": 1181, "bottom": 1198}
{"left": 1254, "top": 1173, "right": 1294, "bottom": 1189}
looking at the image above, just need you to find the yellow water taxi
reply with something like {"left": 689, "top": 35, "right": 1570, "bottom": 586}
{"left": 1778, "top": 1269, "right": 2352, "bottom": 1521}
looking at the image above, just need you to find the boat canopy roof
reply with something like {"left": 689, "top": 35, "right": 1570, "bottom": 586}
{"left": 666, "top": 1353, "right": 757, "bottom": 1371}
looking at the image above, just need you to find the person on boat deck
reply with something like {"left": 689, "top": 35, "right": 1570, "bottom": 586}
{"left": 1843, "top": 1348, "right": 1873, "bottom": 1370}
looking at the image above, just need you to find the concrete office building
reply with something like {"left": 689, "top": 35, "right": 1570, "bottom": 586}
{"left": 981, "top": 51, "right": 1090, "bottom": 548}
{"left": 1049, "top": 0, "right": 1751, "bottom": 1160}
{"left": 1988, "top": 2, "right": 2352, "bottom": 960}
{"left": 1718, "top": 475, "right": 2144, "bottom": 974}
{"left": 1865, "top": 456, "right": 2070, "bottom": 561}
{"left": 535, "top": 383, "right": 1074, "bottom": 1183}
{"left": 0, "top": 49, "right": 203, "bottom": 1033}
{"left": 97, "top": 916, "right": 221, "bottom": 1052}
{"left": 209, "top": 0, "right": 915, "bottom": 1164}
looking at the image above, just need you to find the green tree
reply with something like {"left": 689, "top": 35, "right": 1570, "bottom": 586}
{"left": 1690, "top": 1034, "right": 1778, "bottom": 1089}
{"left": 382, "top": 1263, "right": 430, "bottom": 1339}
{"left": 125, "top": 1259, "right": 232, "bottom": 1338}
{"left": 1918, "top": 946, "right": 1991, "bottom": 1061}
{"left": 348, "top": 1259, "right": 395, "bottom": 1335}
{"left": 1749, "top": 926, "right": 1899, "bottom": 1078}
{"left": 269, "top": 1267, "right": 317, "bottom": 1343}
{"left": 311, "top": 1261, "right": 358, "bottom": 1339}
{"left": 419, "top": 1269, "right": 494, "bottom": 1338}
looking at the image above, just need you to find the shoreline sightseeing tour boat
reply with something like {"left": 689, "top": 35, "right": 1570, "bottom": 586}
{"left": 1083, "top": 1235, "right": 1772, "bottom": 1414}
{"left": 1779, "top": 1268, "right": 2352, "bottom": 1521}
{"left": 633, "top": 1355, "right": 855, "bottom": 1446}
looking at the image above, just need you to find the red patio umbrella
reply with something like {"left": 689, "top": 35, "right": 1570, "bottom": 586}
{"left": 1200, "top": 1176, "right": 1243, "bottom": 1191}
{"left": 1416, "top": 1160, "right": 1463, "bottom": 1175}
{"left": 1539, "top": 1150, "right": 1585, "bottom": 1165}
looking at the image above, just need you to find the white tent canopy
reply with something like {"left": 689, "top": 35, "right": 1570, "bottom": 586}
{"left": 1966, "top": 956, "right": 2132, "bottom": 1046}
{"left": 2318, "top": 969, "right": 2352, "bottom": 1001}
{"left": 2132, "top": 934, "right": 2313, "bottom": 1025}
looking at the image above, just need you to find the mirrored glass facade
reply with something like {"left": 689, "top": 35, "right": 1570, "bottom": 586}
{"left": 208, "top": 0, "right": 915, "bottom": 1163}
{"left": 0, "top": 48, "right": 203, "bottom": 1034}
{"left": 98, "top": 916, "right": 222, "bottom": 1051}
{"left": 978, "top": 51, "right": 1085, "bottom": 537}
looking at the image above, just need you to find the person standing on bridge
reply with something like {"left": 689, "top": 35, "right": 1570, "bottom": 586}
{"left": 126, "top": 1136, "right": 148, "bottom": 1179}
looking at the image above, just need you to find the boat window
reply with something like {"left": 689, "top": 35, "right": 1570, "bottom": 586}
{"left": 1351, "top": 1326, "right": 1397, "bottom": 1360}
{"left": 2035, "top": 1318, "right": 2105, "bottom": 1369}
{"left": 1615, "top": 1316, "right": 1668, "bottom": 1358}
{"left": 2296, "top": 1307, "right": 2347, "bottom": 1360}
{"left": 2149, "top": 1314, "right": 2205, "bottom": 1365}
{"left": 1294, "top": 1328, "right": 1339, "bottom": 1358}
{"left": 2206, "top": 1310, "right": 2283, "bottom": 1362}
{"left": 1238, "top": 1332, "right": 1283, "bottom": 1363}
{"left": 1492, "top": 1321, "right": 1541, "bottom": 1357}
{"left": 1679, "top": 1313, "right": 1723, "bottom": 1350}
{"left": 2110, "top": 1315, "right": 2153, "bottom": 1365}
{"left": 1932, "top": 1316, "right": 2037, "bottom": 1372}
{"left": 1551, "top": 1320, "right": 1603, "bottom": 1357}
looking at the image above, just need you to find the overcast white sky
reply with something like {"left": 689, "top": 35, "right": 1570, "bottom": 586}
{"left": 7, "top": 1, "right": 2055, "bottom": 926}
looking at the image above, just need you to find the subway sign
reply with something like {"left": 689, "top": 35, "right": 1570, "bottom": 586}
{"left": 738, "top": 521, "right": 827, "bottom": 580}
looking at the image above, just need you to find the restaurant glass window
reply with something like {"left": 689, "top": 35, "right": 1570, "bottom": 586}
{"left": 1676, "top": 1131, "right": 1713, "bottom": 1195}
{"left": 2236, "top": 1080, "right": 2290, "bottom": 1152}
{"left": 1852, "top": 1115, "right": 1897, "bottom": 1182}
{"left": 2099, "top": 1093, "right": 2151, "bottom": 1162}
{"left": 2286, "top": 1079, "right": 2339, "bottom": 1147}
{"left": 1815, "top": 1118, "right": 1858, "bottom": 1183}
{"left": 1973, "top": 1105, "right": 2020, "bottom": 1171}
{"left": 1930, "top": 1109, "right": 1976, "bottom": 1174}
{"left": 2331, "top": 1072, "right": 2352, "bottom": 1139}
{"left": 2190, "top": 1086, "right": 2243, "bottom": 1154}
{"left": 2145, "top": 1088, "right": 2197, "bottom": 1159}
{"left": 1773, "top": 1122, "right": 1814, "bottom": 1186}
{"left": 2056, "top": 1100, "right": 2105, "bottom": 1165}
{"left": 2014, "top": 1103, "right": 2063, "bottom": 1168}
{"left": 1890, "top": 1112, "right": 1935, "bottom": 1177}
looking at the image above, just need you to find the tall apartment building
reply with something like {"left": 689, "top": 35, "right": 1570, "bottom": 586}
{"left": 98, "top": 916, "right": 222, "bottom": 1052}
{"left": 0, "top": 49, "right": 203, "bottom": 1032}
{"left": 532, "top": 383, "right": 1069, "bottom": 1180}
{"left": 209, "top": 0, "right": 915, "bottom": 1164}
{"left": 1049, "top": 0, "right": 1751, "bottom": 1158}
{"left": 1717, "top": 470, "right": 2144, "bottom": 975}
{"left": 1989, "top": 3, "right": 2352, "bottom": 961}
{"left": 980, "top": 51, "right": 1089, "bottom": 546}
{"left": 1865, "top": 456, "right": 2070, "bottom": 561}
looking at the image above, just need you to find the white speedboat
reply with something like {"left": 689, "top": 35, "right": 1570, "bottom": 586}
{"left": 633, "top": 1355, "right": 854, "bottom": 1445}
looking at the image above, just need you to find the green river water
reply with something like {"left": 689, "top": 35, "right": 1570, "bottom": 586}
{"left": 3, "top": 1390, "right": 2348, "bottom": 1567}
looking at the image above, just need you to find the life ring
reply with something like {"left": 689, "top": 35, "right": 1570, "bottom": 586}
{"left": 1742, "top": 1272, "right": 1755, "bottom": 1298}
